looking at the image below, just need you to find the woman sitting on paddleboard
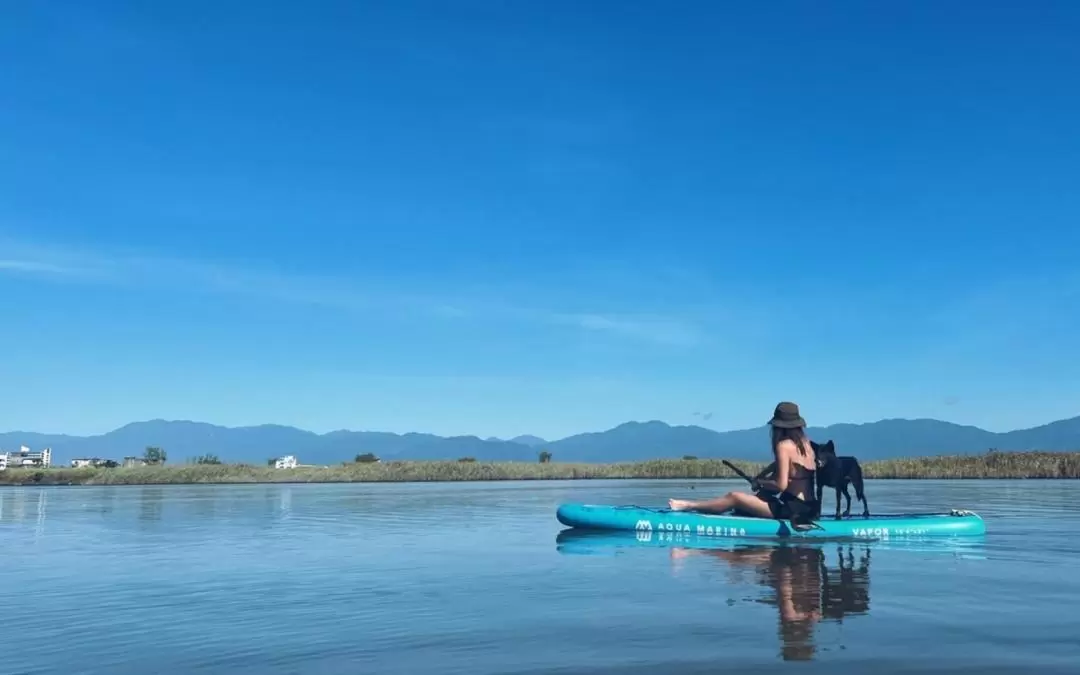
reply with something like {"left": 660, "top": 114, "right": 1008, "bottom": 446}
{"left": 669, "top": 402, "right": 818, "bottom": 524}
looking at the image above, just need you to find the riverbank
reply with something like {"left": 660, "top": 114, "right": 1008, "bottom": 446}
{"left": 1, "top": 451, "right": 1078, "bottom": 485}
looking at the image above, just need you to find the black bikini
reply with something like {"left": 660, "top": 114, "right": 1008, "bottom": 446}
{"left": 756, "top": 458, "right": 818, "bottom": 523}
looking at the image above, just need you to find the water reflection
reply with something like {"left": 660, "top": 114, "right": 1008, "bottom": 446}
{"left": 279, "top": 486, "right": 292, "bottom": 518}
{"left": 0, "top": 488, "right": 49, "bottom": 533}
{"left": 671, "top": 542, "right": 870, "bottom": 660}
{"left": 556, "top": 529, "right": 871, "bottom": 661}
{"left": 138, "top": 486, "right": 164, "bottom": 523}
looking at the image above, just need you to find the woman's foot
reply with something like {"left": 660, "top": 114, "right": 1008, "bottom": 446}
{"left": 669, "top": 499, "right": 694, "bottom": 511}
{"left": 670, "top": 547, "right": 694, "bottom": 560}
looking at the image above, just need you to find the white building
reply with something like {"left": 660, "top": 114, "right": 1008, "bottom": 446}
{"left": 274, "top": 455, "right": 298, "bottom": 469}
{"left": 1, "top": 445, "right": 52, "bottom": 469}
{"left": 71, "top": 457, "right": 111, "bottom": 468}
{"left": 0, "top": 454, "right": 7, "bottom": 471}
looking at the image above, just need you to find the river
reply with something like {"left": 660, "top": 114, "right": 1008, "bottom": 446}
{"left": 1, "top": 479, "right": 1077, "bottom": 674}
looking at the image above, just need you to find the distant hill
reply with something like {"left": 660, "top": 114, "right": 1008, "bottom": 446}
{"left": 546, "top": 416, "right": 1080, "bottom": 462}
{"left": 0, "top": 420, "right": 537, "bottom": 467}
{"left": 2, "top": 415, "right": 1078, "bottom": 466}
{"left": 486, "top": 434, "right": 547, "bottom": 446}
{"left": 508, "top": 435, "right": 547, "bottom": 447}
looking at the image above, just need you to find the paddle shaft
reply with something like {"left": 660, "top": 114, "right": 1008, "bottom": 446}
{"left": 721, "top": 460, "right": 756, "bottom": 484}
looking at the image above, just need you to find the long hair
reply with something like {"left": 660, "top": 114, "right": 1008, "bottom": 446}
{"left": 771, "top": 425, "right": 809, "bottom": 457}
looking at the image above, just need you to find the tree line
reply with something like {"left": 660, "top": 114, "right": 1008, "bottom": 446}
{"left": 78, "top": 446, "right": 558, "bottom": 468}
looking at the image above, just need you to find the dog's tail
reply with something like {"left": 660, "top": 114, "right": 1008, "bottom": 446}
{"left": 850, "top": 462, "right": 867, "bottom": 503}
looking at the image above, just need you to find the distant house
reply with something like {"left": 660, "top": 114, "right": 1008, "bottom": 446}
{"left": 123, "top": 456, "right": 149, "bottom": 468}
{"left": 71, "top": 458, "right": 114, "bottom": 468}
{"left": 274, "top": 455, "right": 298, "bottom": 469}
{"left": 0, "top": 454, "right": 7, "bottom": 471}
{"left": 1, "top": 445, "right": 52, "bottom": 469}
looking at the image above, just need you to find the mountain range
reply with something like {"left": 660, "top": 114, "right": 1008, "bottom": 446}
{"left": 2, "top": 415, "right": 1079, "bottom": 466}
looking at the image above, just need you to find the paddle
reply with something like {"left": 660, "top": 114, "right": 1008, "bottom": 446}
{"left": 721, "top": 459, "right": 757, "bottom": 485}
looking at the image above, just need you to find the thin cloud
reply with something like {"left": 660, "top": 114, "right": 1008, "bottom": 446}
{"left": 1, "top": 237, "right": 708, "bottom": 347}
{"left": 552, "top": 312, "right": 705, "bottom": 347}
{"left": 431, "top": 305, "right": 469, "bottom": 319}
{"left": 0, "top": 246, "right": 113, "bottom": 280}
{"left": 0, "top": 259, "right": 78, "bottom": 275}
{"left": 0, "top": 238, "right": 380, "bottom": 309}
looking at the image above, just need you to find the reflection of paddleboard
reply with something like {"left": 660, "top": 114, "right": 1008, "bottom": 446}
{"left": 554, "top": 528, "right": 987, "bottom": 559}
{"left": 556, "top": 502, "right": 987, "bottom": 540}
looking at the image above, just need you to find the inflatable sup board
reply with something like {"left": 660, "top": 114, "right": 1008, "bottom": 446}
{"left": 556, "top": 503, "right": 986, "bottom": 540}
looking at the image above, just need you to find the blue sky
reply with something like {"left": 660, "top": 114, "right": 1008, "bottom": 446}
{"left": 2, "top": 1, "right": 1079, "bottom": 439}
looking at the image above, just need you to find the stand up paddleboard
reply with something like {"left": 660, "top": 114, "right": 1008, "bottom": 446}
{"left": 556, "top": 503, "right": 986, "bottom": 540}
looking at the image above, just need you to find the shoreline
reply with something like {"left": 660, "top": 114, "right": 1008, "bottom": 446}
{"left": 1, "top": 451, "right": 1078, "bottom": 486}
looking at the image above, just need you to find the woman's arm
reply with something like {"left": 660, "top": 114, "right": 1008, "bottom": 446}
{"left": 754, "top": 441, "right": 791, "bottom": 493}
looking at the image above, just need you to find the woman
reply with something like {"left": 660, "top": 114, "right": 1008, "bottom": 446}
{"left": 669, "top": 401, "right": 818, "bottom": 523}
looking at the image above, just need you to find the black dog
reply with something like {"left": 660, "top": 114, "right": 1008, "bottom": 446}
{"left": 810, "top": 439, "right": 870, "bottom": 520}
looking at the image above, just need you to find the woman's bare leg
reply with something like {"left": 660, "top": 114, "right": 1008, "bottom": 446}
{"left": 668, "top": 494, "right": 734, "bottom": 513}
{"left": 669, "top": 491, "right": 774, "bottom": 518}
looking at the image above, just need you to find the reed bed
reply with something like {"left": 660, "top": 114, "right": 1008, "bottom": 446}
{"left": 862, "top": 450, "right": 1080, "bottom": 479}
{"left": 1, "top": 451, "right": 1077, "bottom": 486}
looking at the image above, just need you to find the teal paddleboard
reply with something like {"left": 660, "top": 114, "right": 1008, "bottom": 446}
{"left": 556, "top": 503, "right": 986, "bottom": 540}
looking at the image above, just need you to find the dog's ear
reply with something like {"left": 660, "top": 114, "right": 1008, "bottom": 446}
{"left": 825, "top": 440, "right": 835, "bottom": 451}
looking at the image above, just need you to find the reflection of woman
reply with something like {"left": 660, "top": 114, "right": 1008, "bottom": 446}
{"left": 764, "top": 546, "right": 824, "bottom": 661}
{"left": 671, "top": 544, "right": 869, "bottom": 661}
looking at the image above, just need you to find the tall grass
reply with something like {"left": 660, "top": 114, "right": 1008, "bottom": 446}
{"left": 862, "top": 450, "right": 1080, "bottom": 479}
{"left": 1, "top": 451, "right": 1077, "bottom": 486}
{"left": 0, "top": 459, "right": 760, "bottom": 486}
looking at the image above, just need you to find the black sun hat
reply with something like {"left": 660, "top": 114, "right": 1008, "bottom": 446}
{"left": 768, "top": 401, "right": 806, "bottom": 429}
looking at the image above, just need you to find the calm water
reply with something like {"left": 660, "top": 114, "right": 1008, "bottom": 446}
{"left": 2, "top": 479, "right": 1078, "bottom": 674}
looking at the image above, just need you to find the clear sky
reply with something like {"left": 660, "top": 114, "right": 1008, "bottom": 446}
{"left": 2, "top": 1, "right": 1078, "bottom": 439}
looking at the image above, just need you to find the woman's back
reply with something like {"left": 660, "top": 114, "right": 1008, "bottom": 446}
{"left": 779, "top": 437, "right": 816, "bottom": 501}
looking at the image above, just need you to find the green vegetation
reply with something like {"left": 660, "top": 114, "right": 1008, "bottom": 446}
{"left": 861, "top": 450, "right": 1080, "bottom": 479}
{"left": 1, "top": 450, "right": 1077, "bottom": 486}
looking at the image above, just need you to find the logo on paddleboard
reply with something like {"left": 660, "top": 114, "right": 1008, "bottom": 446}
{"left": 633, "top": 519, "right": 748, "bottom": 538}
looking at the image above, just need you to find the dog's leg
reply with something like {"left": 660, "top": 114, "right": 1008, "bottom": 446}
{"left": 833, "top": 485, "right": 843, "bottom": 519}
{"left": 816, "top": 481, "right": 824, "bottom": 519}
{"left": 840, "top": 482, "right": 852, "bottom": 518}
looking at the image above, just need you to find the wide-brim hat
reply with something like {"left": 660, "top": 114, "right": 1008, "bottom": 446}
{"left": 768, "top": 401, "right": 806, "bottom": 429}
